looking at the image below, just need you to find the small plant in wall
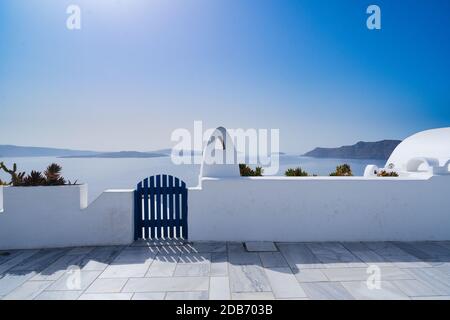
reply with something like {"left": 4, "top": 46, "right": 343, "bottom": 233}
{"left": 285, "top": 167, "right": 309, "bottom": 177}
{"left": 377, "top": 170, "right": 399, "bottom": 177}
{"left": 0, "top": 162, "right": 26, "bottom": 185}
{"left": 44, "top": 163, "right": 67, "bottom": 185}
{"left": 239, "top": 164, "right": 264, "bottom": 177}
{"left": 23, "top": 171, "right": 46, "bottom": 186}
{"left": 0, "top": 162, "right": 78, "bottom": 186}
{"left": 330, "top": 164, "right": 353, "bottom": 176}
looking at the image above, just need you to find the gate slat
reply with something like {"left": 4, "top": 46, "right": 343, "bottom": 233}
{"left": 134, "top": 182, "right": 143, "bottom": 240}
{"left": 162, "top": 175, "right": 168, "bottom": 239}
{"left": 149, "top": 176, "right": 155, "bottom": 239}
{"left": 175, "top": 177, "right": 181, "bottom": 238}
{"left": 181, "top": 181, "right": 188, "bottom": 239}
{"left": 143, "top": 178, "right": 149, "bottom": 239}
{"left": 155, "top": 175, "right": 162, "bottom": 239}
{"left": 168, "top": 176, "right": 175, "bottom": 238}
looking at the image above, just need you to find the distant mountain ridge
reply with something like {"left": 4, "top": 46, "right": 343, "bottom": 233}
{"left": 61, "top": 151, "right": 168, "bottom": 159}
{"left": 0, "top": 145, "right": 169, "bottom": 158}
{"left": 303, "top": 140, "right": 401, "bottom": 160}
{"left": 0, "top": 145, "right": 98, "bottom": 157}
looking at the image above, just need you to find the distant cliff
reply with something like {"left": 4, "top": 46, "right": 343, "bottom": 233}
{"left": 303, "top": 140, "right": 401, "bottom": 160}
{"left": 0, "top": 145, "right": 98, "bottom": 157}
{"left": 0, "top": 145, "right": 167, "bottom": 158}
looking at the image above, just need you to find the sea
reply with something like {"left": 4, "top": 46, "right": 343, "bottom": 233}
{"left": 0, "top": 156, "right": 386, "bottom": 203}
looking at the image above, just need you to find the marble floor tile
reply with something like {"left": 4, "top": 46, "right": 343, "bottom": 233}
{"left": 231, "top": 292, "right": 275, "bottom": 300}
{"left": 259, "top": 252, "right": 289, "bottom": 268}
{"left": 403, "top": 268, "right": 450, "bottom": 295}
{"left": 293, "top": 269, "right": 328, "bottom": 283}
{"left": 392, "top": 279, "right": 442, "bottom": 297}
{"left": 174, "top": 263, "right": 210, "bottom": 277}
{"left": 146, "top": 254, "right": 178, "bottom": 277}
{"left": 277, "top": 243, "right": 323, "bottom": 271}
{"left": 0, "top": 271, "right": 37, "bottom": 296}
{"left": 123, "top": 277, "right": 210, "bottom": 292}
{"left": 341, "top": 281, "right": 410, "bottom": 300}
{"left": 245, "top": 242, "right": 278, "bottom": 252}
{"left": 0, "top": 250, "right": 40, "bottom": 275}
{"left": 209, "top": 277, "right": 230, "bottom": 300}
{"left": 264, "top": 267, "right": 306, "bottom": 299}
{"left": 2, "top": 280, "right": 52, "bottom": 300}
{"left": 85, "top": 278, "right": 128, "bottom": 293}
{"left": 31, "top": 254, "right": 87, "bottom": 281}
{"left": 210, "top": 252, "right": 228, "bottom": 276}
{"left": 10, "top": 249, "right": 67, "bottom": 272}
{"left": 34, "top": 290, "right": 83, "bottom": 300}
{"left": 229, "top": 265, "right": 271, "bottom": 293}
{"left": 78, "top": 293, "right": 133, "bottom": 300}
{"left": 99, "top": 262, "right": 151, "bottom": 278}
{"left": 166, "top": 291, "right": 208, "bottom": 300}
{"left": 132, "top": 292, "right": 166, "bottom": 300}
{"left": 306, "top": 242, "right": 365, "bottom": 268}
{"left": 302, "top": 282, "right": 354, "bottom": 300}
{"left": 189, "top": 242, "right": 227, "bottom": 253}
{"left": 321, "top": 267, "right": 413, "bottom": 282}
{"left": 46, "top": 270, "right": 102, "bottom": 291}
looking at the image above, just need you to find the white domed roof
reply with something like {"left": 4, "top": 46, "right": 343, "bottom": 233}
{"left": 386, "top": 127, "right": 450, "bottom": 171}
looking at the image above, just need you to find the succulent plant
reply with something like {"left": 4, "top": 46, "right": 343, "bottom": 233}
{"left": 44, "top": 163, "right": 66, "bottom": 185}
{"left": 239, "top": 164, "right": 264, "bottom": 177}
{"left": 0, "top": 162, "right": 74, "bottom": 186}
{"left": 23, "top": 171, "right": 46, "bottom": 186}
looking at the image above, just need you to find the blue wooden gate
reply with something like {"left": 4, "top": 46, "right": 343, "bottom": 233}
{"left": 134, "top": 175, "right": 188, "bottom": 240}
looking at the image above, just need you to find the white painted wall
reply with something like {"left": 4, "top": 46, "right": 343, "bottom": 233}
{"left": 0, "top": 185, "right": 134, "bottom": 250}
{"left": 188, "top": 176, "right": 450, "bottom": 242}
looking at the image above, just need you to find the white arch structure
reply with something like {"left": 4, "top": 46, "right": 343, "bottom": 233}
{"left": 199, "top": 127, "right": 240, "bottom": 179}
{"left": 405, "top": 157, "right": 439, "bottom": 173}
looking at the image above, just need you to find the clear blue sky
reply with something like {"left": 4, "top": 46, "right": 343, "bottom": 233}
{"left": 1, "top": 0, "right": 449, "bottom": 153}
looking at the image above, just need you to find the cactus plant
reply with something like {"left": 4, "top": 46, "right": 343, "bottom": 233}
{"left": 0, "top": 162, "right": 26, "bottom": 186}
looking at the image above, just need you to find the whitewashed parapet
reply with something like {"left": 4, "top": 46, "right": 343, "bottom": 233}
{"left": 0, "top": 185, "right": 134, "bottom": 250}
{"left": 188, "top": 175, "right": 450, "bottom": 242}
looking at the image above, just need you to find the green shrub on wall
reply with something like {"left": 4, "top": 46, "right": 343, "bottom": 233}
{"left": 239, "top": 164, "right": 263, "bottom": 176}
{"left": 377, "top": 170, "right": 399, "bottom": 177}
{"left": 285, "top": 167, "right": 309, "bottom": 177}
{"left": 330, "top": 164, "right": 353, "bottom": 176}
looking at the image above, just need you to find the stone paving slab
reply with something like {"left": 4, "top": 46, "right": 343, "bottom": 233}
{"left": 132, "top": 292, "right": 166, "bottom": 300}
{"left": 301, "top": 282, "right": 354, "bottom": 300}
{"left": 245, "top": 242, "right": 278, "bottom": 252}
{"left": 123, "top": 276, "right": 210, "bottom": 292}
{"left": 1, "top": 241, "right": 450, "bottom": 300}
{"left": 79, "top": 293, "right": 133, "bottom": 300}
